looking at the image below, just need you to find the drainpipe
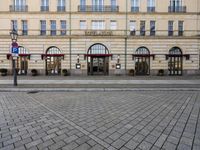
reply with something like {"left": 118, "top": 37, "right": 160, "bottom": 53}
{"left": 125, "top": 0, "right": 128, "bottom": 74}
{"left": 69, "top": 0, "right": 72, "bottom": 71}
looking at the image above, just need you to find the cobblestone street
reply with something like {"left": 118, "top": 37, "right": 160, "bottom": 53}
{"left": 0, "top": 91, "right": 200, "bottom": 150}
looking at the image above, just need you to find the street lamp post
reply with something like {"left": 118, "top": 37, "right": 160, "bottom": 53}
{"left": 10, "top": 28, "right": 18, "bottom": 86}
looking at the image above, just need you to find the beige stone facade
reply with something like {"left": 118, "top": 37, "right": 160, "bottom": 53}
{"left": 0, "top": 0, "right": 199, "bottom": 76}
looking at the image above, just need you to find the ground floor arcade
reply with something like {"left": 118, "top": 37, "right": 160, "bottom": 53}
{"left": 0, "top": 38, "right": 199, "bottom": 76}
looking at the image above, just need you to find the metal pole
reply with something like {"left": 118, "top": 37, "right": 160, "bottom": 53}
{"left": 13, "top": 59, "right": 17, "bottom": 86}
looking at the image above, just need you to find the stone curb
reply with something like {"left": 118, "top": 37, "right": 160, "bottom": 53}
{"left": 1, "top": 88, "right": 200, "bottom": 92}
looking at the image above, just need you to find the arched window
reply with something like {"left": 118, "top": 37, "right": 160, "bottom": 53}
{"left": 135, "top": 47, "right": 150, "bottom": 55}
{"left": 169, "top": 47, "right": 182, "bottom": 55}
{"left": 46, "top": 47, "right": 61, "bottom": 54}
{"left": 19, "top": 46, "right": 29, "bottom": 54}
{"left": 88, "top": 44, "right": 109, "bottom": 54}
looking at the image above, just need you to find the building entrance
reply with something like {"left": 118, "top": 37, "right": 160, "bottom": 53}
{"left": 88, "top": 57, "right": 109, "bottom": 75}
{"left": 87, "top": 43, "right": 111, "bottom": 76}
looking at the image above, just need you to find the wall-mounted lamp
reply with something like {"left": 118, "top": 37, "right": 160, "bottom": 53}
{"left": 116, "top": 64, "right": 121, "bottom": 69}
{"left": 76, "top": 63, "right": 81, "bottom": 69}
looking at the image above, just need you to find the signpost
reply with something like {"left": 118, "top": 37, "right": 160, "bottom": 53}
{"left": 11, "top": 42, "right": 19, "bottom": 86}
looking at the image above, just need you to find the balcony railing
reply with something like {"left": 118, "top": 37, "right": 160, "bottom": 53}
{"left": 78, "top": 5, "right": 119, "bottom": 12}
{"left": 9, "top": 5, "right": 28, "bottom": 12}
{"left": 147, "top": 7, "right": 155, "bottom": 12}
{"left": 168, "top": 6, "right": 186, "bottom": 13}
{"left": 57, "top": 6, "right": 65, "bottom": 12}
{"left": 41, "top": 6, "right": 49, "bottom": 12}
{"left": 131, "top": 7, "right": 139, "bottom": 13}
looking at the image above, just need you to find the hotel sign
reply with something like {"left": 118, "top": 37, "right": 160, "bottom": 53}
{"left": 85, "top": 30, "right": 113, "bottom": 36}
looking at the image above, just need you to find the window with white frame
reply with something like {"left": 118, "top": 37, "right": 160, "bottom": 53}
{"left": 80, "top": 20, "right": 87, "bottom": 30}
{"left": 129, "top": 20, "right": 136, "bottom": 35}
{"left": 13, "top": 0, "right": 26, "bottom": 11}
{"left": 110, "top": 20, "right": 117, "bottom": 30}
{"left": 60, "top": 20, "right": 67, "bottom": 35}
{"left": 131, "top": 0, "right": 139, "bottom": 12}
{"left": 58, "top": 0, "right": 65, "bottom": 11}
{"left": 147, "top": 0, "right": 155, "bottom": 12}
{"left": 92, "top": 20, "right": 105, "bottom": 30}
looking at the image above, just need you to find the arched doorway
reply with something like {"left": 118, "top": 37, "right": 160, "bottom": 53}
{"left": 17, "top": 46, "right": 29, "bottom": 75}
{"left": 45, "top": 47, "right": 62, "bottom": 75}
{"left": 135, "top": 47, "right": 150, "bottom": 75}
{"left": 168, "top": 47, "right": 183, "bottom": 75}
{"left": 87, "top": 44, "right": 110, "bottom": 75}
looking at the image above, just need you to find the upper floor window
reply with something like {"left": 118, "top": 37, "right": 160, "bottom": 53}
{"left": 50, "top": 20, "right": 57, "bottom": 36}
{"left": 131, "top": 0, "right": 139, "bottom": 12}
{"left": 129, "top": 20, "right": 136, "bottom": 35}
{"left": 11, "top": 20, "right": 18, "bottom": 32}
{"left": 80, "top": 20, "right": 87, "bottom": 30}
{"left": 178, "top": 21, "right": 184, "bottom": 36}
{"left": 147, "top": 0, "right": 155, "bottom": 12}
{"left": 10, "top": 0, "right": 27, "bottom": 11}
{"left": 169, "top": 0, "right": 186, "bottom": 12}
{"left": 40, "top": 20, "right": 46, "bottom": 35}
{"left": 168, "top": 21, "right": 173, "bottom": 36}
{"left": 150, "top": 21, "right": 155, "bottom": 36}
{"left": 110, "top": 20, "right": 117, "bottom": 30}
{"left": 111, "top": 0, "right": 118, "bottom": 11}
{"left": 58, "top": 0, "right": 66, "bottom": 12}
{"left": 79, "top": 0, "right": 86, "bottom": 11}
{"left": 92, "top": 0, "right": 104, "bottom": 11}
{"left": 92, "top": 20, "right": 105, "bottom": 30}
{"left": 60, "top": 20, "right": 67, "bottom": 35}
{"left": 22, "top": 20, "right": 28, "bottom": 35}
{"left": 140, "top": 21, "right": 145, "bottom": 36}
{"left": 41, "top": 0, "right": 49, "bottom": 11}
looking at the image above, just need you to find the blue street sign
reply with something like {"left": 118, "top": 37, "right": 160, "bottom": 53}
{"left": 12, "top": 47, "right": 19, "bottom": 54}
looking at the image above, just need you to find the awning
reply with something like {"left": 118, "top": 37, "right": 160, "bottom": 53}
{"left": 132, "top": 54, "right": 155, "bottom": 60}
{"left": 41, "top": 54, "right": 65, "bottom": 60}
{"left": 84, "top": 54, "right": 113, "bottom": 57}
{"left": 165, "top": 54, "right": 190, "bottom": 60}
{"left": 7, "top": 53, "right": 31, "bottom": 60}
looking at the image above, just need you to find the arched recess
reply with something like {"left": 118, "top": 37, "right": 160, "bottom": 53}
{"left": 135, "top": 47, "right": 150, "bottom": 75}
{"left": 168, "top": 47, "right": 183, "bottom": 75}
{"left": 86, "top": 43, "right": 111, "bottom": 75}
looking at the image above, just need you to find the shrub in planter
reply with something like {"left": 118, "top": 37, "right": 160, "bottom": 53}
{"left": 31, "top": 69, "right": 38, "bottom": 76}
{"left": 157, "top": 69, "right": 164, "bottom": 76}
{"left": 0, "top": 68, "right": 8, "bottom": 76}
{"left": 62, "top": 69, "right": 68, "bottom": 76}
{"left": 129, "top": 69, "right": 135, "bottom": 76}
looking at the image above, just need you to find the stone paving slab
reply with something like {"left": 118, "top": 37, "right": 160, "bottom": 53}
{"left": 0, "top": 91, "right": 200, "bottom": 150}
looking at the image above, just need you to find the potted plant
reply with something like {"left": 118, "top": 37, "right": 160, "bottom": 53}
{"left": 0, "top": 68, "right": 7, "bottom": 76}
{"left": 157, "top": 69, "right": 164, "bottom": 76}
{"left": 129, "top": 69, "right": 135, "bottom": 76}
{"left": 62, "top": 69, "right": 68, "bottom": 76}
{"left": 31, "top": 69, "right": 38, "bottom": 76}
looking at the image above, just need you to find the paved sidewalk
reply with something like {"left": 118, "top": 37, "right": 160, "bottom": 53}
{"left": 0, "top": 91, "right": 200, "bottom": 150}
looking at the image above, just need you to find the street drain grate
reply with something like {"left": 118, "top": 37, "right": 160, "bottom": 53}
{"left": 27, "top": 91, "right": 39, "bottom": 94}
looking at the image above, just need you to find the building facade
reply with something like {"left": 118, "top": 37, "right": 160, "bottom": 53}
{"left": 0, "top": 0, "right": 199, "bottom": 76}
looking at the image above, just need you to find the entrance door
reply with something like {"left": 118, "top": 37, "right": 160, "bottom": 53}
{"left": 168, "top": 47, "right": 183, "bottom": 76}
{"left": 17, "top": 56, "right": 28, "bottom": 75}
{"left": 135, "top": 57, "right": 150, "bottom": 75}
{"left": 88, "top": 57, "right": 108, "bottom": 75}
{"left": 46, "top": 56, "right": 61, "bottom": 75}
